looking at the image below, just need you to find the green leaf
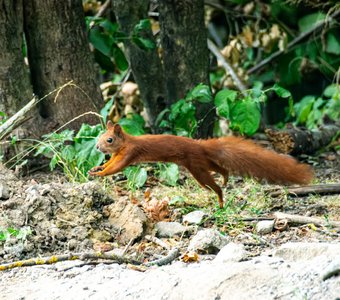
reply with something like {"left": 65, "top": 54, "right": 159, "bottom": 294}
{"left": 89, "top": 27, "right": 112, "bottom": 56}
{"left": 100, "top": 97, "right": 114, "bottom": 123}
{"left": 112, "top": 45, "right": 129, "bottom": 71}
{"left": 214, "top": 89, "right": 238, "bottom": 118}
{"left": 118, "top": 115, "right": 145, "bottom": 136}
{"left": 229, "top": 98, "right": 261, "bottom": 135}
{"left": 272, "top": 84, "right": 291, "bottom": 98}
{"left": 124, "top": 166, "right": 147, "bottom": 189}
{"left": 132, "top": 36, "right": 156, "bottom": 50}
{"left": 158, "top": 163, "right": 179, "bottom": 186}
{"left": 323, "top": 84, "right": 338, "bottom": 98}
{"left": 186, "top": 84, "right": 212, "bottom": 103}
{"left": 325, "top": 32, "right": 340, "bottom": 55}
{"left": 294, "top": 96, "right": 315, "bottom": 124}
{"left": 132, "top": 19, "right": 156, "bottom": 50}
{"left": 134, "top": 19, "right": 152, "bottom": 32}
{"left": 94, "top": 49, "right": 115, "bottom": 72}
{"left": 298, "top": 13, "right": 326, "bottom": 33}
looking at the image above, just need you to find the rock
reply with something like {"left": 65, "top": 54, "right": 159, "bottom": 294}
{"left": 155, "top": 221, "right": 192, "bottom": 238}
{"left": 105, "top": 199, "right": 147, "bottom": 244}
{"left": 91, "top": 230, "right": 113, "bottom": 243}
{"left": 255, "top": 220, "right": 274, "bottom": 235}
{"left": 274, "top": 242, "right": 340, "bottom": 261}
{"left": 321, "top": 257, "right": 340, "bottom": 280}
{"left": 0, "top": 182, "right": 10, "bottom": 200}
{"left": 188, "top": 228, "right": 229, "bottom": 254}
{"left": 214, "top": 242, "right": 247, "bottom": 263}
{"left": 182, "top": 210, "right": 207, "bottom": 225}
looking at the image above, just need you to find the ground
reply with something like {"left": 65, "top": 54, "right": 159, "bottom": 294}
{"left": 0, "top": 152, "right": 339, "bottom": 299}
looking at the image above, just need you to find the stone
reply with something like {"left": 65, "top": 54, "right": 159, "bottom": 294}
{"left": 255, "top": 220, "right": 274, "bottom": 235}
{"left": 155, "top": 221, "right": 192, "bottom": 238}
{"left": 321, "top": 257, "right": 340, "bottom": 280}
{"left": 0, "top": 182, "right": 10, "bottom": 200}
{"left": 188, "top": 228, "right": 229, "bottom": 254}
{"left": 274, "top": 242, "right": 340, "bottom": 261}
{"left": 182, "top": 210, "right": 207, "bottom": 225}
{"left": 105, "top": 199, "right": 147, "bottom": 244}
{"left": 214, "top": 242, "right": 247, "bottom": 263}
{"left": 91, "top": 230, "right": 113, "bottom": 242}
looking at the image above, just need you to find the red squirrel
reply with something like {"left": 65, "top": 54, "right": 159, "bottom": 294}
{"left": 89, "top": 121, "right": 313, "bottom": 208}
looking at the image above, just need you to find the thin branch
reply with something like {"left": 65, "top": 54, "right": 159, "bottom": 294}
{"left": 269, "top": 184, "right": 340, "bottom": 198}
{"left": 248, "top": 10, "right": 340, "bottom": 74}
{"left": 0, "top": 251, "right": 142, "bottom": 272}
{"left": 144, "top": 248, "right": 180, "bottom": 267}
{"left": 273, "top": 212, "right": 340, "bottom": 228}
{"left": 207, "top": 39, "right": 247, "bottom": 93}
{"left": 95, "top": 0, "right": 111, "bottom": 18}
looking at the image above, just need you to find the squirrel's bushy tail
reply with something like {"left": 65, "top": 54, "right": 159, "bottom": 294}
{"left": 203, "top": 137, "right": 313, "bottom": 185}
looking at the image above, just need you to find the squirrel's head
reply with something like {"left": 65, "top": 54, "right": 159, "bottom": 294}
{"left": 96, "top": 121, "right": 125, "bottom": 154}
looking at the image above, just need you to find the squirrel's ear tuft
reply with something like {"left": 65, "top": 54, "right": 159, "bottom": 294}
{"left": 113, "top": 124, "right": 123, "bottom": 138}
{"left": 106, "top": 120, "right": 114, "bottom": 130}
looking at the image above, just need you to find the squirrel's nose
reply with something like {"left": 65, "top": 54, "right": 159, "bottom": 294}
{"left": 96, "top": 144, "right": 100, "bottom": 150}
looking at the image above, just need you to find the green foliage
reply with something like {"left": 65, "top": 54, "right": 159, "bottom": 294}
{"left": 132, "top": 19, "right": 156, "bottom": 50}
{"left": 87, "top": 17, "right": 155, "bottom": 72}
{"left": 158, "top": 84, "right": 212, "bottom": 137}
{"left": 0, "top": 226, "right": 31, "bottom": 243}
{"left": 123, "top": 166, "right": 148, "bottom": 191}
{"left": 35, "top": 124, "right": 105, "bottom": 182}
{"left": 157, "top": 163, "right": 179, "bottom": 186}
{"left": 214, "top": 83, "right": 293, "bottom": 136}
{"left": 0, "top": 111, "right": 6, "bottom": 124}
{"left": 294, "top": 84, "right": 340, "bottom": 129}
{"left": 118, "top": 114, "right": 145, "bottom": 136}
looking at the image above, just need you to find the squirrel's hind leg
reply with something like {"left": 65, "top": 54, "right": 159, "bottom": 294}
{"left": 188, "top": 167, "right": 224, "bottom": 208}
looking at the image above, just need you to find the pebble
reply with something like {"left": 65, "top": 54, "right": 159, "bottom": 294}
{"left": 182, "top": 210, "right": 207, "bottom": 225}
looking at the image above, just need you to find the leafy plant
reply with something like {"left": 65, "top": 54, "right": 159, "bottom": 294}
{"left": 87, "top": 17, "right": 155, "bottom": 72}
{"left": 123, "top": 165, "right": 148, "bottom": 191}
{"left": 214, "top": 83, "right": 292, "bottom": 135}
{"left": 158, "top": 83, "right": 212, "bottom": 137}
{"left": 294, "top": 84, "right": 340, "bottom": 129}
{"left": 0, "top": 226, "right": 31, "bottom": 244}
{"left": 157, "top": 163, "right": 179, "bottom": 186}
{"left": 35, "top": 124, "right": 105, "bottom": 182}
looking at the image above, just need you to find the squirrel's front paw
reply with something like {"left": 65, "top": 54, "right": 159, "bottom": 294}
{"left": 88, "top": 166, "right": 104, "bottom": 176}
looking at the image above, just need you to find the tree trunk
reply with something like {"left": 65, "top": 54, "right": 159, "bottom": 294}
{"left": 0, "top": 0, "right": 33, "bottom": 117}
{"left": 158, "top": 0, "right": 215, "bottom": 138}
{"left": 23, "top": 0, "right": 103, "bottom": 135}
{"left": 111, "top": 0, "right": 166, "bottom": 132}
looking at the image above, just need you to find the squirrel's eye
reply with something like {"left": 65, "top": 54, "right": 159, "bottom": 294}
{"left": 107, "top": 138, "right": 113, "bottom": 143}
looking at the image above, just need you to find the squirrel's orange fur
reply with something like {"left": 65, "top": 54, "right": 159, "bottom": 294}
{"left": 89, "top": 121, "right": 314, "bottom": 208}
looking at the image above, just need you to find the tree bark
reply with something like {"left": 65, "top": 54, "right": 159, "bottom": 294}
{"left": 0, "top": 0, "right": 33, "bottom": 117}
{"left": 23, "top": 0, "right": 103, "bottom": 135}
{"left": 158, "top": 0, "right": 215, "bottom": 138}
{"left": 111, "top": 0, "right": 166, "bottom": 132}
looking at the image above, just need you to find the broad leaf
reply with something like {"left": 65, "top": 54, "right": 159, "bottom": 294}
{"left": 230, "top": 99, "right": 261, "bottom": 136}
{"left": 112, "top": 45, "right": 129, "bottom": 71}
{"left": 298, "top": 13, "right": 326, "bottom": 33}
{"left": 272, "top": 84, "right": 291, "bottom": 98}
{"left": 214, "top": 89, "right": 237, "bottom": 118}
{"left": 186, "top": 84, "right": 212, "bottom": 103}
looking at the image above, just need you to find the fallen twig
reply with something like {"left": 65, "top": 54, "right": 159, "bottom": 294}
{"left": 0, "top": 251, "right": 141, "bottom": 271}
{"left": 269, "top": 184, "right": 340, "bottom": 198}
{"left": 95, "top": 0, "right": 111, "bottom": 18}
{"left": 144, "top": 248, "right": 180, "bottom": 267}
{"left": 145, "top": 235, "right": 171, "bottom": 250}
{"left": 273, "top": 212, "right": 340, "bottom": 228}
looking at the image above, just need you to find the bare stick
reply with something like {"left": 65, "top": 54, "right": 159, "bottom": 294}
{"left": 0, "top": 81, "right": 74, "bottom": 140}
{"left": 248, "top": 10, "right": 340, "bottom": 74}
{"left": 273, "top": 212, "right": 340, "bottom": 228}
{"left": 95, "top": 0, "right": 111, "bottom": 18}
{"left": 269, "top": 184, "right": 340, "bottom": 198}
{"left": 145, "top": 235, "right": 171, "bottom": 250}
{"left": 207, "top": 39, "right": 247, "bottom": 93}
{"left": 144, "top": 248, "right": 180, "bottom": 267}
{"left": 0, "top": 251, "right": 141, "bottom": 271}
